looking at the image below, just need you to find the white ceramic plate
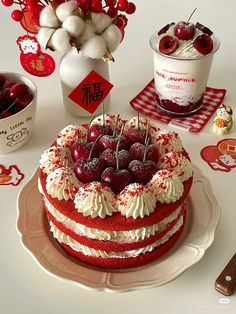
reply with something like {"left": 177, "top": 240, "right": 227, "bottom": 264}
{"left": 17, "top": 165, "right": 220, "bottom": 292}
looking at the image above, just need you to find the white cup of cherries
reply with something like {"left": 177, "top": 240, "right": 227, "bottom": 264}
{"left": 0, "top": 72, "right": 37, "bottom": 154}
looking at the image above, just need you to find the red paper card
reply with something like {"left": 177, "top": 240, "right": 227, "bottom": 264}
{"left": 68, "top": 71, "right": 113, "bottom": 114}
{"left": 0, "top": 164, "right": 24, "bottom": 186}
{"left": 17, "top": 35, "right": 56, "bottom": 77}
{"left": 200, "top": 139, "right": 236, "bottom": 172}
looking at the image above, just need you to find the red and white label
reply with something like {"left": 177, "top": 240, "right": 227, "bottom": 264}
{"left": 153, "top": 52, "right": 213, "bottom": 105}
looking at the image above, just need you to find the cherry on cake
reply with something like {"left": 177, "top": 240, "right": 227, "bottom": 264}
{"left": 38, "top": 114, "right": 193, "bottom": 269}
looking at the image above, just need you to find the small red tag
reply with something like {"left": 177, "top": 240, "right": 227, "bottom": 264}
{"left": 20, "top": 10, "right": 39, "bottom": 34}
{"left": 20, "top": 52, "right": 56, "bottom": 77}
{"left": 0, "top": 164, "right": 24, "bottom": 186}
{"left": 17, "top": 35, "right": 56, "bottom": 77}
{"left": 68, "top": 71, "right": 113, "bottom": 113}
{"left": 200, "top": 138, "right": 236, "bottom": 172}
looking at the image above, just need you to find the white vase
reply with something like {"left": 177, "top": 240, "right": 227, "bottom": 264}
{"left": 59, "top": 47, "right": 110, "bottom": 117}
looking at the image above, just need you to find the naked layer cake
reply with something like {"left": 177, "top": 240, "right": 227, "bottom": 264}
{"left": 38, "top": 115, "right": 193, "bottom": 269}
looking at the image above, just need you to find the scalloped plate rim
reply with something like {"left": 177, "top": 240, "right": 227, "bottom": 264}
{"left": 16, "top": 165, "right": 220, "bottom": 292}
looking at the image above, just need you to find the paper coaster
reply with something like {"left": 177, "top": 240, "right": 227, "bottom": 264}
{"left": 130, "top": 79, "right": 226, "bottom": 133}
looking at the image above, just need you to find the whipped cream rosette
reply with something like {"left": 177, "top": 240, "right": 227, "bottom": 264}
{"left": 152, "top": 130, "right": 183, "bottom": 156}
{"left": 40, "top": 145, "right": 72, "bottom": 174}
{"left": 74, "top": 181, "right": 117, "bottom": 218}
{"left": 91, "top": 114, "right": 124, "bottom": 130}
{"left": 117, "top": 183, "right": 156, "bottom": 219}
{"left": 124, "top": 116, "right": 159, "bottom": 137}
{"left": 147, "top": 169, "right": 184, "bottom": 204}
{"left": 159, "top": 152, "right": 193, "bottom": 182}
{"left": 56, "top": 124, "right": 87, "bottom": 147}
{"left": 46, "top": 166, "right": 81, "bottom": 201}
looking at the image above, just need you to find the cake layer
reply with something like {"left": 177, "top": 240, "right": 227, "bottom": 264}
{"left": 40, "top": 170, "right": 192, "bottom": 231}
{"left": 48, "top": 211, "right": 184, "bottom": 257}
{"left": 45, "top": 202, "right": 185, "bottom": 252}
{"left": 42, "top": 192, "right": 184, "bottom": 242}
{"left": 58, "top": 217, "right": 185, "bottom": 269}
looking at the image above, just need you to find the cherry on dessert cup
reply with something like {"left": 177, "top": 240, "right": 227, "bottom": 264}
{"left": 0, "top": 72, "right": 37, "bottom": 154}
{"left": 149, "top": 30, "right": 220, "bottom": 116}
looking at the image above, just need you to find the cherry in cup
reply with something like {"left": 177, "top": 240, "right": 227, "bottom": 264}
{"left": 0, "top": 73, "right": 33, "bottom": 119}
{"left": 174, "top": 21, "right": 196, "bottom": 40}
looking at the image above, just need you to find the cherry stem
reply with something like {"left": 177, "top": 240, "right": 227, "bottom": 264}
{"left": 187, "top": 8, "right": 197, "bottom": 23}
{"left": 144, "top": 120, "right": 150, "bottom": 146}
{"left": 143, "top": 138, "right": 150, "bottom": 163}
{"left": 0, "top": 99, "right": 18, "bottom": 119}
{"left": 137, "top": 112, "right": 140, "bottom": 130}
{"left": 88, "top": 134, "right": 101, "bottom": 160}
{"left": 86, "top": 115, "right": 95, "bottom": 143}
{"left": 113, "top": 114, "right": 120, "bottom": 136}
{"left": 102, "top": 102, "right": 105, "bottom": 126}
{"left": 115, "top": 124, "right": 124, "bottom": 171}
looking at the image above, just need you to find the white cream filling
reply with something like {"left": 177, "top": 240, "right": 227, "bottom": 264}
{"left": 49, "top": 215, "right": 184, "bottom": 258}
{"left": 39, "top": 178, "right": 183, "bottom": 242}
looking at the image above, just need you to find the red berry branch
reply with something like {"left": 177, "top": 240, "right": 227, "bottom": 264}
{"left": 1, "top": 0, "right": 136, "bottom": 28}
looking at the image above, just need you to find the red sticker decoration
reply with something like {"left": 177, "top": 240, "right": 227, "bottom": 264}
{"left": 0, "top": 164, "right": 24, "bottom": 186}
{"left": 201, "top": 139, "right": 236, "bottom": 172}
{"left": 17, "top": 35, "right": 55, "bottom": 77}
{"left": 68, "top": 71, "right": 113, "bottom": 114}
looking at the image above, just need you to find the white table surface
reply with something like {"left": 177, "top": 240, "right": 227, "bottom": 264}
{"left": 0, "top": 0, "right": 236, "bottom": 313}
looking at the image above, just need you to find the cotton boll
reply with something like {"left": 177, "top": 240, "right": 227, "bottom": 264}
{"left": 91, "top": 12, "right": 112, "bottom": 34}
{"left": 37, "top": 27, "right": 55, "bottom": 49}
{"left": 51, "top": 28, "right": 71, "bottom": 52}
{"left": 62, "top": 15, "right": 85, "bottom": 38}
{"left": 81, "top": 35, "right": 107, "bottom": 59}
{"left": 40, "top": 5, "right": 60, "bottom": 28}
{"left": 79, "top": 20, "right": 96, "bottom": 45}
{"left": 102, "top": 24, "right": 122, "bottom": 52}
{"left": 56, "top": 0, "right": 78, "bottom": 22}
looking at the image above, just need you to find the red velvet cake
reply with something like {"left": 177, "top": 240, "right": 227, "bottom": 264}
{"left": 38, "top": 115, "right": 193, "bottom": 269}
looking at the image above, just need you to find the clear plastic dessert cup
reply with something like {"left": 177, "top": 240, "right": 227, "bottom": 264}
{"left": 150, "top": 33, "right": 220, "bottom": 116}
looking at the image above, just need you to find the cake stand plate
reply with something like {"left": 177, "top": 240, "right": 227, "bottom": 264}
{"left": 17, "top": 165, "right": 220, "bottom": 292}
